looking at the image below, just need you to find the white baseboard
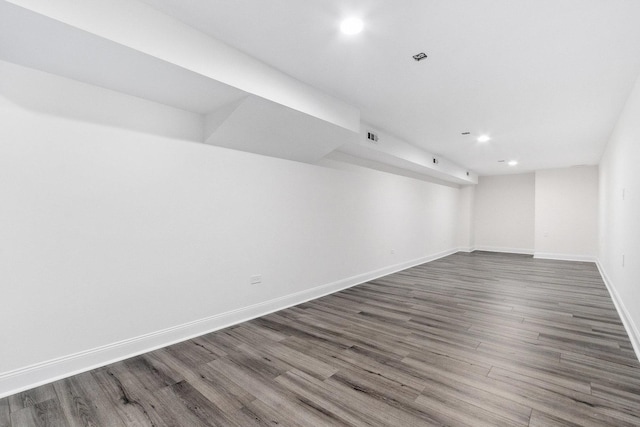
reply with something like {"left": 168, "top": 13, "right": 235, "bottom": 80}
{"left": 0, "top": 248, "right": 457, "bottom": 399}
{"left": 596, "top": 260, "right": 640, "bottom": 363}
{"left": 534, "top": 252, "right": 597, "bottom": 263}
{"left": 472, "top": 246, "right": 534, "bottom": 255}
{"left": 456, "top": 246, "right": 474, "bottom": 253}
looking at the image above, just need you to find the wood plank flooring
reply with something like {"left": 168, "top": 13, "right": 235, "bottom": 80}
{"left": 2, "top": 251, "right": 640, "bottom": 426}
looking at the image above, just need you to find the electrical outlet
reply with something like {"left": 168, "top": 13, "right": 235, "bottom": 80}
{"left": 250, "top": 275, "right": 262, "bottom": 285}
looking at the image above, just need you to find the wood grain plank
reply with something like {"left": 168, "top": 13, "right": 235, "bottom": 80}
{"left": 10, "top": 399, "right": 64, "bottom": 427}
{"left": 92, "top": 365, "right": 171, "bottom": 427}
{"left": 274, "top": 368, "right": 382, "bottom": 426}
{"left": 207, "top": 358, "right": 339, "bottom": 426}
{"left": 53, "top": 372, "right": 126, "bottom": 427}
{"left": 528, "top": 409, "right": 585, "bottom": 427}
{"left": 0, "top": 399, "right": 10, "bottom": 427}
{"left": 7, "top": 384, "right": 56, "bottom": 413}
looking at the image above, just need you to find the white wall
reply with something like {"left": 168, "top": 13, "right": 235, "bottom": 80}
{"left": 457, "top": 185, "right": 475, "bottom": 251}
{"left": 534, "top": 167, "right": 599, "bottom": 261}
{"left": 473, "top": 173, "right": 535, "bottom": 254}
{"left": 599, "top": 72, "right": 640, "bottom": 357}
{"left": 0, "top": 61, "right": 461, "bottom": 396}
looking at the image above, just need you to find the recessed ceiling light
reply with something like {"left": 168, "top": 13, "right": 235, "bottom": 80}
{"left": 340, "top": 17, "right": 364, "bottom": 35}
{"left": 477, "top": 135, "right": 491, "bottom": 143}
{"left": 508, "top": 160, "right": 518, "bottom": 166}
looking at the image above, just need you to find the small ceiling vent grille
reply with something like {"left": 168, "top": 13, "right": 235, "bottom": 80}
{"left": 413, "top": 52, "right": 428, "bottom": 61}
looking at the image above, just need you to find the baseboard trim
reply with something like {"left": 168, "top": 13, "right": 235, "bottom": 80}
{"left": 472, "top": 246, "right": 534, "bottom": 255}
{"left": 534, "top": 252, "right": 597, "bottom": 263}
{"left": 596, "top": 260, "right": 640, "bottom": 362}
{"left": 0, "top": 248, "right": 457, "bottom": 399}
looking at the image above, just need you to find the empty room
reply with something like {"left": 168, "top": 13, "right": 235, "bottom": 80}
{"left": 1, "top": 0, "right": 640, "bottom": 426}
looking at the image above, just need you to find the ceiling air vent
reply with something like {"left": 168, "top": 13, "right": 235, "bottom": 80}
{"left": 367, "top": 131, "right": 379, "bottom": 143}
{"left": 413, "top": 52, "right": 428, "bottom": 61}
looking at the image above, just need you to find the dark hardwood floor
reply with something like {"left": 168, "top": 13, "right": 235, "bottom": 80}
{"left": 3, "top": 251, "right": 640, "bottom": 426}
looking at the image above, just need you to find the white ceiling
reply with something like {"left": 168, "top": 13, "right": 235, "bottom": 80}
{"left": 141, "top": 0, "right": 640, "bottom": 175}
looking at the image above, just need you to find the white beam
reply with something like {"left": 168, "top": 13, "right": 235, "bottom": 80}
{"left": 5, "top": 0, "right": 360, "bottom": 132}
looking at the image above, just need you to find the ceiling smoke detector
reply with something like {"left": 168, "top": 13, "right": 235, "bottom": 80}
{"left": 413, "top": 52, "right": 428, "bottom": 61}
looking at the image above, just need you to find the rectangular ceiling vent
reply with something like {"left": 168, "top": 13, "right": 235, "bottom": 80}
{"left": 367, "top": 131, "right": 379, "bottom": 143}
{"left": 413, "top": 52, "right": 428, "bottom": 62}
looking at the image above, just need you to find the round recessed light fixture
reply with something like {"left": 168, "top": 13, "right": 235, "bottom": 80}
{"left": 340, "top": 17, "right": 364, "bottom": 35}
{"left": 508, "top": 160, "right": 518, "bottom": 166}
{"left": 477, "top": 135, "right": 491, "bottom": 143}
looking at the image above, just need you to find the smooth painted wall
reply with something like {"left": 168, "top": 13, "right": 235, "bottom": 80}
{"left": 599, "top": 72, "right": 640, "bottom": 353}
{"left": 535, "top": 167, "right": 599, "bottom": 261}
{"left": 457, "top": 185, "right": 475, "bottom": 251}
{"left": 0, "top": 61, "right": 461, "bottom": 392}
{"left": 473, "top": 173, "right": 535, "bottom": 253}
